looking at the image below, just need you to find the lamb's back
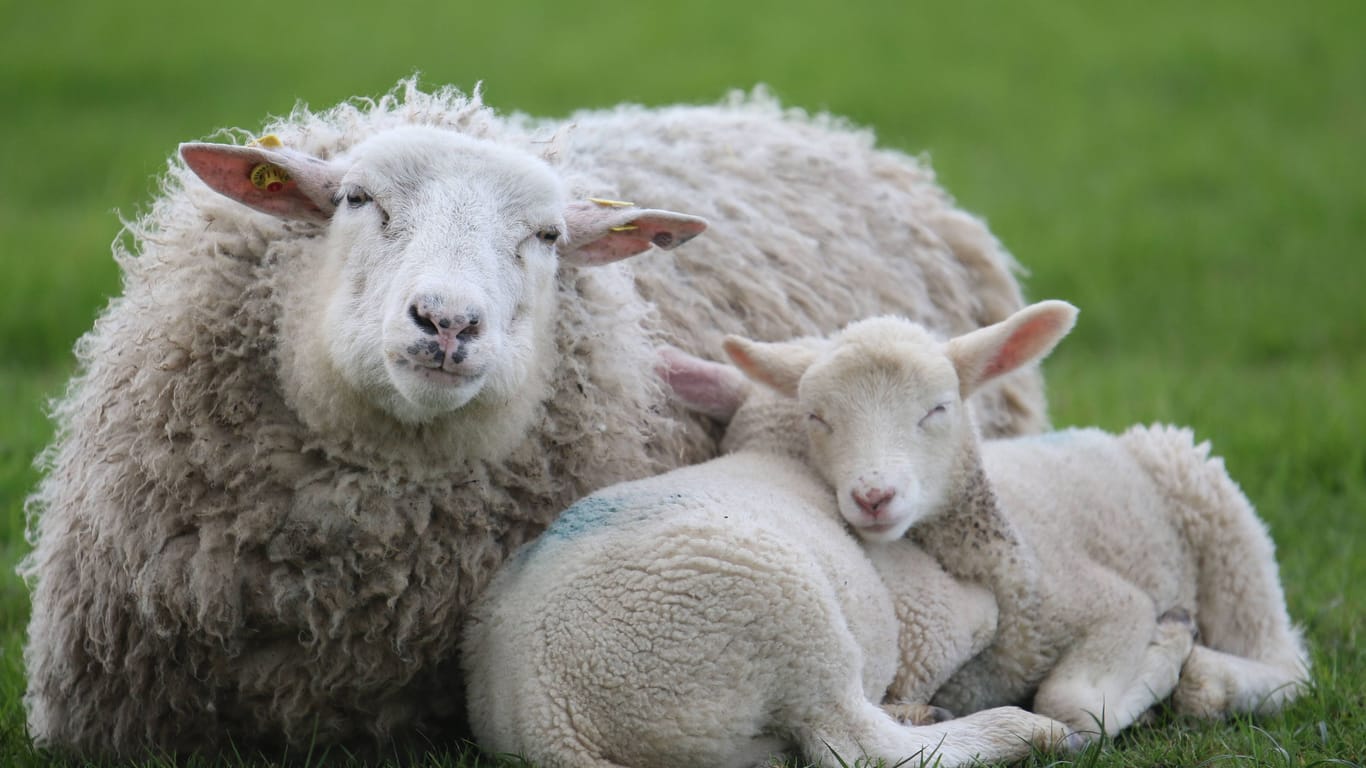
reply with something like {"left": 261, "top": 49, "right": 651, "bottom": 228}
{"left": 984, "top": 428, "right": 1197, "bottom": 610}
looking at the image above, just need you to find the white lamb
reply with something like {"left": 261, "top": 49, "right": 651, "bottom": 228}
{"left": 21, "top": 81, "right": 1047, "bottom": 758}
{"left": 723, "top": 301, "right": 1310, "bottom": 737}
{"left": 462, "top": 348, "right": 1075, "bottom": 768}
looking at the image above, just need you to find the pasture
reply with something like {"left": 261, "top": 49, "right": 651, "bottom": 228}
{"left": 2, "top": 1, "right": 1362, "bottom": 765}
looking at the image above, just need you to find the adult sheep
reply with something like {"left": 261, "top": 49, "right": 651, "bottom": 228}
{"left": 21, "top": 80, "right": 1043, "bottom": 758}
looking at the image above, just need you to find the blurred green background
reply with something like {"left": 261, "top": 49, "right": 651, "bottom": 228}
{"left": 2, "top": 1, "right": 1362, "bottom": 765}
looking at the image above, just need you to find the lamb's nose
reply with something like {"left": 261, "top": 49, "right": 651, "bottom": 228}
{"left": 852, "top": 487, "right": 896, "bottom": 518}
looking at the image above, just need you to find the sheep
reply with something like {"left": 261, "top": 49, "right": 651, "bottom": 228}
{"left": 20, "top": 79, "right": 1046, "bottom": 758}
{"left": 461, "top": 347, "right": 1076, "bottom": 768}
{"left": 723, "top": 301, "right": 1311, "bottom": 737}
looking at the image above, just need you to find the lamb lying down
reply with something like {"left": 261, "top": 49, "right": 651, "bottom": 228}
{"left": 724, "top": 301, "right": 1310, "bottom": 738}
{"left": 461, "top": 350, "right": 1077, "bottom": 768}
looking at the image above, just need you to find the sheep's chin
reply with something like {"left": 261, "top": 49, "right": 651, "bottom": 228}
{"left": 382, "top": 364, "right": 489, "bottom": 424}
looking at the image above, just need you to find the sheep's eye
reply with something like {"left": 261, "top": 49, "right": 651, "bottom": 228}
{"left": 918, "top": 402, "right": 949, "bottom": 427}
{"left": 536, "top": 226, "right": 561, "bottom": 244}
{"left": 345, "top": 189, "right": 372, "bottom": 208}
{"left": 807, "top": 412, "right": 832, "bottom": 432}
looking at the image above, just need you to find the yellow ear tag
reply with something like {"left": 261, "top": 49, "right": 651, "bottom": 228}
{"left": 608, "top": 224, "right": 640, "bottom": 232}
{"left": 248, "top": 134, "right": 284, "bottom": 149}
{"left": 588, "top": 197, "right": 635, "bottom": 208}
{"left": 250, "top": 163, "right": 291, "bottom": 192}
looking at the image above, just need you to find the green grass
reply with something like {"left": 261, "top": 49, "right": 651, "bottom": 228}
{"left": 2, "top": 0, "right": 1363, "bottom": 765}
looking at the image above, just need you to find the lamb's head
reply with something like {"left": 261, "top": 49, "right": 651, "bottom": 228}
{"left": 180, "top": 127, "right": 706, "bottom": 435}
{"left": 724, "top": 301, "right": 1078, "bottom": 542}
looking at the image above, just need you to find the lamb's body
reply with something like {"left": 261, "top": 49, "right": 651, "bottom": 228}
{"left": 465, "top": 378, "right": 1072, "bottom": 768}
{"left": 725, "top": 303, "right": 1309, "bottom": 736}
{"left": 923, "top": 425, "right": 1308, "bottom": 731}
{"left": 21, "top": 82, "right": 1042, "bottom": 757}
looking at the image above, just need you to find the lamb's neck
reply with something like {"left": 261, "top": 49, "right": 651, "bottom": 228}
{"left": 910, "top": 443, "right": 1032, "bottom": 592}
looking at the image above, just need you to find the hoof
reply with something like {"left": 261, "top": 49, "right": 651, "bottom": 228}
{"left": 881, "top": 701, "right": 955, "bottom": 725}
{"left": 1158, "top": 607, "right": 1199, "bottom": 639}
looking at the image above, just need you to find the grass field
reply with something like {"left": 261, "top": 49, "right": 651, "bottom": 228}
{"left": 2, "top": 1, "right": 1363, "bottom": 765}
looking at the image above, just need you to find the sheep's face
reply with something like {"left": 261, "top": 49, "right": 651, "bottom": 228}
{"left": 181, "top": 126, "right": 707, "bottom": 433}
{"left": 318, "top": 128, "right": 567, "bottom": 423}
{"left": 798, "top": 320, "right": 970, "bottom": 542}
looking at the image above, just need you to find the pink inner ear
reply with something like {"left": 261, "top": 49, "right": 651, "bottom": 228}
{"left": 180, "top": 143, "right": 333, "bottom": 221}
{"left": 983, "top": 311, "right": 1071, "bottom": 379}
{"left": 656, "top": 347, "right": 747, "bottom": 421}
{"left": 562, "top": 202, "right": 708, "bottom": 266}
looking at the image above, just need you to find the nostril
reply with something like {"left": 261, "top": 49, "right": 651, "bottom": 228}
{"left": 852, "top": 487, "right": 895, "bottom": 517}
{"left": 456, "top": 312, "right": 482, "bottom": 342}
{"left": 409, "top": 304, "right": 439, "bottom": 335}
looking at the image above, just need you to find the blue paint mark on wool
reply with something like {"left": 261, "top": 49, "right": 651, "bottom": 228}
{"left": 544, "top": 496, "right": 627, "bottom": 540}
{"left": 542, "top": 491, "right": 688, "bottom": 541}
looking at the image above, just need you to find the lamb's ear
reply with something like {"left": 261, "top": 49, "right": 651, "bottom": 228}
{"left": 179, "top": 141, "right": 343, "bottom": 222}
{"left": 656, "top": 347, "right": 751, "bottom": 423}
{"left": 947, "top": 300, "right": 1079, "bottom": 397}
{"left": 722, "top": 336, "right": 818, "bottom": 398}
{"left": 560, "top": 200, "right": 707, "bottom": 266}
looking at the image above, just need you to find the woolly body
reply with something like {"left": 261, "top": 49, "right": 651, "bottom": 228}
{"left": 464, "top": 375, "right": 1072, "bottom": 768}
{"left": 21, "top": 81, "right": 1042, "bottom": 757}
{"left": 727, "top": 304, "right": 1309, "bottom": 735}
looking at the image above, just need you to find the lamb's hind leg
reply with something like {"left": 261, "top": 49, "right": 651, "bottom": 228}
{"left": 800, "top": 697, "right": 1076, "bottom": 768}
{"left": 1119, "top": 423, "right": 1310, "bottom": 717}
{"left": 1034, "top": 591, "right": 1195, "bottom": 737}
{"left": 1174, "top": 644, "right": 1307, "bottom": 718}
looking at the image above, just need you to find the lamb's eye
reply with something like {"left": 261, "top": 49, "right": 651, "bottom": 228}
{"left": 536, "top": 226, "right": 561, "bottom": 244}
{"left": 345, "top": 189, "right": 372, "bottom": 208}
{"left": 807, "top": 412, "right": 832, "bottom": 432}
{"left": 918, "top": 402, "right": 949, "bottom": 427}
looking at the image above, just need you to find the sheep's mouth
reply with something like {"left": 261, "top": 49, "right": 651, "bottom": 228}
{"left": 389, "top": 355, "right": 487, "bottom": 388}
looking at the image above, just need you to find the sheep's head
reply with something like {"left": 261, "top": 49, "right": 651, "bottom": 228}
{"left": 181, "top": 127, "right": 706, "bottom": 431}
{"left": 724, "top": 301, "right": 1077, "bottom": 542}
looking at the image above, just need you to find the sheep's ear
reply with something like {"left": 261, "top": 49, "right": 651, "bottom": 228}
{"left": 560, "top": 200, "right": 707, "bottom": 266}
{"left": 947, "top": 300, "right": 1079, "bottom": 397}
{"left": 180, "top": 141, "right": 343, "bottom": 222}
{"left": 723, "top": 336, "right": 817, "bottom": 398}
{"left": 656, "top": 346, "right": 751, "bottom": 423}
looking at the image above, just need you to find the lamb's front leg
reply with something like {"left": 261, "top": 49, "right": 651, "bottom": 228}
{"left": 1034, "top": 585, "right": 1195, "bottom": 737}
{"left": 867, "top": 541, "right": 999, "bottom": 721}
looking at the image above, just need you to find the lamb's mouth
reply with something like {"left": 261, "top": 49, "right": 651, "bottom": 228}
{"left": 857, "top": 521, "right": 901, "bottom": 537}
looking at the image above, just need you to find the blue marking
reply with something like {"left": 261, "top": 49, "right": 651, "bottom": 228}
{"left": 544, "top": 495, "right": 627, "bottom": 540}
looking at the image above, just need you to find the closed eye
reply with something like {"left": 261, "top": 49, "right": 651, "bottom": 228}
{"left": 918, "top": 402, "right": 949, "bottom": 427}
{"left": 808, "top": 412, "right": 832, "bottom": 432}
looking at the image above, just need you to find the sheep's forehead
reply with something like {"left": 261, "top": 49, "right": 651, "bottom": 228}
{"left": 346, "top": 127, "right": 565, "bottom": 215}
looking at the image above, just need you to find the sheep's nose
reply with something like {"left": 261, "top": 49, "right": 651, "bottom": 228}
{"left": 852, "top": 487, "right": 896, "bottom": 518}
{"left": 408, "top": 298, "right": 482, "bottom": 351}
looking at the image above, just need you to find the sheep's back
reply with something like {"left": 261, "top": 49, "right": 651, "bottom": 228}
{"left": 555, "top": 94, "right": 1044, "bottom": 437}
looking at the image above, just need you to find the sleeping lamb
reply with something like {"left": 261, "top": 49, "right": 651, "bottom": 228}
{"left": 461, "top": 347, "right": 1076, "bottom": 768}
{"left": 723, "top": 301, "right": 1310, "bottom": 737}
{"left": 21, "top": 80, "right": 1047, "bottom": 758}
